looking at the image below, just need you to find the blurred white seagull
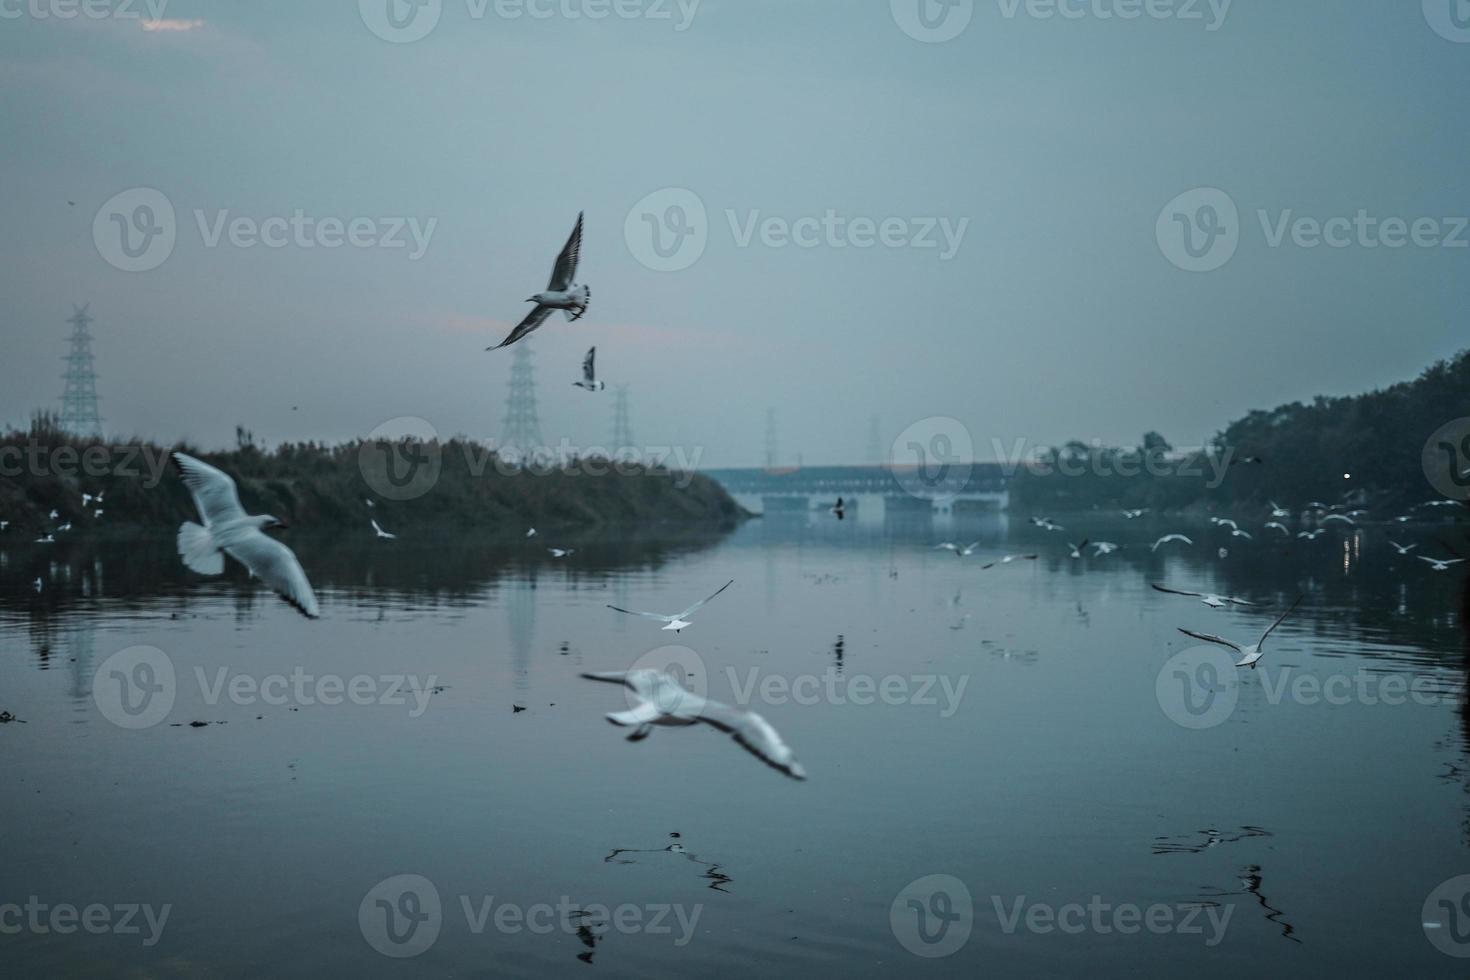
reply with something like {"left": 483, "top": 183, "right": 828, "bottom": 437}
{"left": 1152, "top": 583, "right": 1256, "bottom": 609}
{"left": 582, "top": 669, "right": 806, "bottom": 780}
{"left": 488, "top": 212, "right": 589, "bottom": 350}
{"left": 1151, "top": 534, "right": 1193, "bottom": 552}
{"left": 573, "top": 346, "right": 605, "bottom": 391}
{"left": 606, "top": 580, "right": 734, "bottom": 633}
{"left": 371, "top": 519, "right": 397, "bottom": 540}
{"left": 172, "top": 452, "right": 320, "bottom": 619}
{"left": 1177, "top": 597, "right": 1302, "bottom": 669}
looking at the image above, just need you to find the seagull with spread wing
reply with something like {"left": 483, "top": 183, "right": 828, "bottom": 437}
{"left": 1177, "top": 597, "right": 1302, "bottom": 669}
{"left": 1418, "top": 556, "right": 1466, "bottom": 572}
{"left": 606, "top": 580, "right": 734, "bottom": 633}
{"left": 572, "top": 346, "right": 605, "bottom": 391}
{"left": 488, "top": 212, "right": 590, "bottom": 350}
{"left": 581, "top": 669, "right": 806, "bottom": 780}
{"left": 1151, "top": 583, "right": 1256, "bottom": 609}
{"left": 370, "top": 519, "right": 397, "bottom": 540}
{"left": 1151, "top": 534, "right": 1193, "bottom": 552}
{"left": 172, "top": 452, "right": 320, "bottom": 618}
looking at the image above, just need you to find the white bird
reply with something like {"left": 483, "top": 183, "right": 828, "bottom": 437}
{"left": 1178, "top": 597, "right": 1302, "bottom": 669}
{"left": 1230, "top": 528, "right": 1253, "bottom": 540}
{"left": 0, "top": 520, "right": 8, "bottom": 530}
{"left": 1211, "top": 518, "right": 1240, "bottom": 532}
{"left": 1151, "top": 534, "right": 1192, "bottom": 552}
{"left": 81, "top": 493, "right": 94, "bottom": 507}
{"left": 573, "top": 346, "right": 605, "bottom": 391}
{"left": 1418, "top": 556, "right": 1466, "bottom": 573}
{"left": 526, "top": 527, "right": 537, "bottom": 538}
{"left": 56, "top": 522, "right": 72, "bottom": 533}
{"left": 1151, "top": 583, "right": 1256, "bottom": 609}
{"left": 48, "top": 510, "right": 58, "bottom": 520}
{"left": 1388, "top": 540, "right": 1417, "bottom": 556}
{"left": 34, "top": 534, "right": 54, "bottom": 544}
{"left": 548, "top": 548, "right": 575, "bottom": 558}
{"left": 980, "top": 554, "right": 1038, "bottom": 569}
{"left": 364, "top": 498, "right": 375, "bottom": 509}
{"left": 1305, "top": 501, "right": 1330, "bottom": 510}
{"left": 1067, "top": 539, "right": 1090, "bottom": 560}
{"left": 1322, "top": 514, "right": 1356, "bottom": 525}
{"left": 93, "top": 491, "right": 104, "bottom": 504}
{"left": 93, "top": 509, "right": 104, "bottom": 519}
{"left": 606, "top": 580, "right": 734, "bottom": 633}
{"left": 1030, "top": 517, "right": 1065, "bottom": 532}
{"left": 1392, "top": 515, "right": 1412, "bottom": 523}
{"left": 1268, "top": 501, "right": 1289, "bottom": 519}
{"left": 488, "top": 212, "right": 589, "bottom": 350}
{"left": 370, "top": 518, "right": 397, "bottom": 540}
{"left": 1297, "top": 530, "right": 1325, "bottom": 541}
{"left": 935, "top": 541, "right": 981, "bottom": 558}
{"left": 32, "top": 577, "right": 42, "bottom": 592}
{"left": 1092, "top": 541, "right": 1120, "bottom": 556}
{"left": 1264, "top": 522, "right": 1289, "bottom": 535}
{"left": 1423, "top": 500, "right": 1460, "bottom": 508}
{"left": 582, "top": 669, "right": 806, "bottom": 780}
{"left": 172, "top": 452, "right": 320, "bottom": 619}
{"left": 1123, "top": 509, "right": 1148, "bottom": 520}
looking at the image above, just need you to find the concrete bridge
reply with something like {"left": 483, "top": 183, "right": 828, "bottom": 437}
{"left": 701, "top": 463, "right": 1011, "bottom": 514}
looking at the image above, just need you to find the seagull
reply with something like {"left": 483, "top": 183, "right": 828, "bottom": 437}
{"left": 980, "top": 554, "right": 1038, "bottom": 569}
{"left": 1418, "top": 556, "right": 1466, "bottom": 573}
{"left": 526, "top": 527, "right": 538, "bottom": 538}
{"left": 606, "top": 580, "right": 734, "bottom": 633}
{"left": 171, "top": 452, "right": 320, "bottom": 619}
{"left": 548, "top": 548, "right": 575, "bottom": 558}
{"left": 56, "top": 522, "right": 72, "bottom": 533}
{"left": 81, "top": 493, "right": 94, "bottom": 507}
{"left": 1178, "top": 597, "right": 1303, "bottom": 669}
{"left": 1151, "top": 534, "right": 1192, "bottom": 552}
{"left": 93, "top": 509, "right": 104, "bottom": 519}
{"left": 1030, "top": 517, "right": 1065, "bottom": 532}
{"left": 829, "top": 497, "right": 846, "bottom": 520}
{"left": 1388, "top": 541, "right": 1417, "bottom": 556}
{"left": 364, "top": 498, "right": 375, "bottom": 509}
{"left": 1297, "top": 530, "right": 1326, "bottom": 541}
{"left": 370, "top": 518, "right": 397, "bottom": 540}
{"left": 1392, "top": 515, "right": 1413, "bottom": 523}
{"left": 1321, "top": 514, "right": 1356, "bottom": 525}
{"left": 48, "top": 510, "right": 58, "bottom": 520}
{"left": 1423, "top": 500, "right": 1460, "bottom": 508}
{"left": 1264, "top": 522, "right": 1289, "bottom": 535}
{"left": 1123, "top": 509, "right": 1148, "bottom": 520}
{"left": 34, "top": 534, "right": 54, "bottom": 544}
{"left": 581, "top": 669, "right": 805, "bottom": 780}
{"left": 1067, "top": 539, "right": 1090, "bottom": 560}
{"left": 1151, "top": 583, "right": 1256, "bottom": 609}
{"left": 1092, "top": 541, "right": 1120, "bottom": 556}
{"left": 573, "top": 346, "right": 605, "bottom": 391}
{"left": 1230, "top": 528, "right": 1253, "bottom": 541}
{"left": 31, "top": 577, "right": 42, "bottom": 592}
{"left": 0, "top": 520, "right": 8, "bottom": 530}
{"left": 487, "top": 212, "right": 589, "bottom": 350}
{"left": 1268, "top": 501, "right": 1289, "bottom": 519}
{"left": 1211, "top": 518, "right": 1240, "bottom": 532}
{"left": 1305, "top": 501, "right": 1330, "bottom": 511}
{"left": 935, "top": 541, "right": 981, "bottom": 558}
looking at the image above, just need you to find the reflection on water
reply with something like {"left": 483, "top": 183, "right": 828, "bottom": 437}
{"left": 1, "top": 509, "right": 1468, "bottom": 976}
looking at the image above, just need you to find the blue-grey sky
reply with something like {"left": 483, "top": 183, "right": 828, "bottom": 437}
{"left": 1, "top": 0, "right": 1466, "bottom": 466}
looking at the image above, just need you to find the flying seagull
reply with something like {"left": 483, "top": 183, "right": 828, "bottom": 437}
{"left": 370, "top": 519, "right": 397, "bottom": 540}
{"left": 487, "top": 212, "right": 589, "bottom": 350}
{"left": 606, "top": 580, "right": 734, "bottom": 633}
{"left": 1029, "top": 517, "right": 1065, "bottom": 532}
{"left": 1152, "top": 583, "right": 1256, "bottom": 609}
{"left": 1123, "top": 509, "right": 1147, "bottom": 520}
{"left": 1230, "top": 528, "right": 1254, "bottom": 541}
{"left": 548, "top": 548, "right": 575, "bottom": 558}
{"left": 1321, "top": 514, "right": 1356, "bottom": 525}
{"left": 526, "top": 527, "right": 537, "bottom": 538}
{"left": 1151, "top": 534, "right": 1193, "bottom": 552}
{"left": 1297, "top": 530, "right": 1325, "bottom": 541}
{"left": 172, "top": 452, "right": 320, "bottom": 618}
{"left": 32, "top": 577, "right": 42, "bottom": 593}
{"left": 34, "top": 534, "right": 54, "bottom": 544}
{"left": 829, "top": 497, "right": 846, "bottom": 520}
{"left": 1418, "top": 556, "right": 1466, "bottom": 573}
{"left": 1092, "top": 541, "right": 1120, "bottom": 556}
{"left": 1211, "top": 518, "right": 1240, "bottom": 532}
{"left": 1177, "top": 597, "right": 1303, "bottom": 669}
{"left": 1388, "top": 540, "right": 1417, "bottom": 555}
{"left": 1268, "top": 501, "right": 1289, "bottom": 518}
{"left": 1264, "top": 522, "right": 1289, "bottom": 536}
{"left": 980, "top": 554, "right": 1038, "bottom": 569}
{"left": 1067, "top": 539, "right": 1090, "bottom": 560}
{"left": 573, "top": 346, "right": 605, "bottom": 391}
{"left": 935, "top": 541, "right": 982, "bottom": 558}
{"left": 582, "top": 669, "right": 805, "bottom": 780}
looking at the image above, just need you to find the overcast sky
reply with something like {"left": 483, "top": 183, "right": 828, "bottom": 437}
{"left": 1, "top": 0, "right": 1466, "bottom": 467}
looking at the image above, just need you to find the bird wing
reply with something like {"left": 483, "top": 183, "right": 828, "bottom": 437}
{"left": 1177, "top": 628, "right": 1243, "bottom": 654}
{"left": 675, "top": 579, "right": 735, "bottom": 620}
{"left": 489, "top": 305, "right": 553, "bottom": 350}
{"left": 1259, "top": 595, "right": 1303, "bottom": 644}
{"left": 547, "top": 211, "right": 584, "bottom": 290}
{"left": 582, "top": 346, "right": 597, "bottom": 383}
{"left": 606, "top": 604, "right": 674, "bottom": 623}
{"left": 225, "top": 529, "right": 320, "bottom": 619}
{"left": 698, "top": 700, "right": 806, "bottom": 780}
{"left": 1151, "top": 583, "right": 1203, "bottom": 598}
{"left": 172, "top": 452, "right": 247, "bottom": 526}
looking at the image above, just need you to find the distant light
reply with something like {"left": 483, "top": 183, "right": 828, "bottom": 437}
{"left": 1343, "top": 473, "right": 1351, "bottom": 479}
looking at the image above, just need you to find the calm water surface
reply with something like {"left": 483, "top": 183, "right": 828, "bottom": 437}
{"left": 2, "top": 507, "right": 1468, "bottom": 977}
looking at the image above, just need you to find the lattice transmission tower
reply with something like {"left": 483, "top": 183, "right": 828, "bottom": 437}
{"left": 610, "top": 384, "right": 635, "bottom": 453}
{"left": 764, "top": 408, "right": 779, "bottom": 470}
{"left": 499, "top": 343, "right": 544, "bottom": 454}
{"left": 59, "top": 305, "right": 103, "bottom": 436}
